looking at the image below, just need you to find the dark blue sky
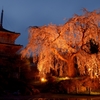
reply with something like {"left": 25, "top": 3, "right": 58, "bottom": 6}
{"left": 0, "top": 0, "right": 100, "bottom": 47}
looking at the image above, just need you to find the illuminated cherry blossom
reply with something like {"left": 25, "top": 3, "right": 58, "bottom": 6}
{"left": 21, "top": 9, "right": 100, "bottom": 78}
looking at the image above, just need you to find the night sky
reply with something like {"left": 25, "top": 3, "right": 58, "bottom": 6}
{"left": 0, "top": 0, "right": 100, "bottom": 47}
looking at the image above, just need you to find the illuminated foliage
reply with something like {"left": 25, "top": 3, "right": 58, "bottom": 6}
{"left": 21, "top": 9, "right": 100, "bottom": 78}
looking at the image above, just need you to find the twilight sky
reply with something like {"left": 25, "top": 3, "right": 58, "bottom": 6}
{"left": 0, "top": 0, "right": 100, "bottom": 47}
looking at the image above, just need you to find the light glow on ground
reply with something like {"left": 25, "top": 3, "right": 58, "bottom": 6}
{"left": 40, "top": 77, "right": 47, "bottom": 82}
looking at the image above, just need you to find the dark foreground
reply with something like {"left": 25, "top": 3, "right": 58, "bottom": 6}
{"left": 1, "top": 93, "right": 100, "bottom": 100}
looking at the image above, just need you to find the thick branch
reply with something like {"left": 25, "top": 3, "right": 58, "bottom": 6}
{"left": 52, "top": 48, "right": 68, "bottom": 63}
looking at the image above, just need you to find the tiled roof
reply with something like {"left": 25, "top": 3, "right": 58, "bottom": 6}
{"left": 0, "top": 25, "right": 15, "bottom": 33}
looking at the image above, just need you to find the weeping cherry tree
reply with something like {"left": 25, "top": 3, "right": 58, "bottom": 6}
{"left": 21, "top": 9, "right": 100, "bottom": 78}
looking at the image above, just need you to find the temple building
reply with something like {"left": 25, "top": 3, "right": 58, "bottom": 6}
{"left": 0, "top": 10, "right": 23, "bottom": 56}
{"left": 0, "top": 9, "right": 23, "bottom": 69}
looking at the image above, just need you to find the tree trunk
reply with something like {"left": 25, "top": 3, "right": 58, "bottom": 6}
{"left": 67, "top": 57, "right": 76, "bottom": 77}
{"left": 52, "top": 49, "right": 77, "bottom": 77}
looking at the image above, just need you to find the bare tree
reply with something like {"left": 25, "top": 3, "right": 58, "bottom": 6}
{"left": 21, "top": 9, "right": 100, "bottom": 78}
